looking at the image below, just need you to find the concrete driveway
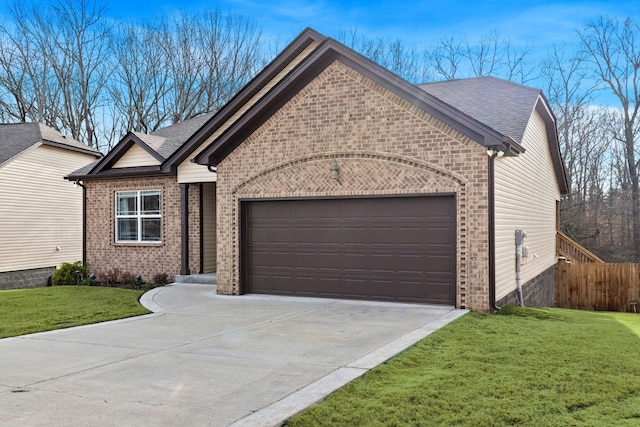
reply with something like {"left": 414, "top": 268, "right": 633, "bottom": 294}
{"left": 0, "top": 283, "right": 467, "bottom": 426}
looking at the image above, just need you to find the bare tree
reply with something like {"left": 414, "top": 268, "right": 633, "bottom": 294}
{"left": 109, "top": 22, "right": 171, "bottom": 135}
{"left": 426, "top": 30, "right": 533, "bottom": 83}
{"left": 156, "top": 10, "right": 264, "bottom": 125}
{"left": 0, "top": 0, "right": 112, "bottom": 150}
{"left": 0, "top": 6, "right": 62, "bottom": 125}
{"left": 427, "top": 36, "right": 463, "bottom": 80}
{"left": 579, "top": 16, "right": 640, "bottom": 260}
{"left": 338, "top": 29, "right": 426, "bottom": 83}
{"left": 194, "top": 10, "right": 265, "bottom": 114}
{"left": 541, "top": 43, "right": 597, "bottom": 204}
{"left": 0, "top": 2, "right": 264, "bottom": 150}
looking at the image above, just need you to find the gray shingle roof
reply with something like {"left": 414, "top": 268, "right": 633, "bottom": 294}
{"left": 0, "top": 122, "right": 100, "bottom": 166}
{"left": 68, "top": 158, "right": 102, "bottom": 177}
{"left": 419, "top": 76, "right": 541, "bottom": 144}
{"left": 144, "top": 113, "right": 215, "bottom": 159}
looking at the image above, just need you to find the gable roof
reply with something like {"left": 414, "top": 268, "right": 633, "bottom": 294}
{"left": 193, "top": 32, "right": 527, "bottom": 167}
{"left": 70, "top": 27, "right": 567, "bottom": 194}
{"left": 0, "top": 122, "right": 101, "bottom": 168}
{"left": 68, "top": 113, "right": 216, "bottom": 180}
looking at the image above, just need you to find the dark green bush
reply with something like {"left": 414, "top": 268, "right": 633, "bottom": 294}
{"left": 52, "top": 261, "right": 89, "bottom": 286}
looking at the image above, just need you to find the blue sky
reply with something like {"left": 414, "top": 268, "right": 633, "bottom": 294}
{"left": 105, "top": 0, "right": 639, "bottom": 52}
{"left": 102, "top": 0, "right": 639, "bottom": 106}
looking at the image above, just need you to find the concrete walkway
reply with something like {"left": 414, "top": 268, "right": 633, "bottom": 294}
{"left": 0, "top": 283, "right": 468, "bottom": 426}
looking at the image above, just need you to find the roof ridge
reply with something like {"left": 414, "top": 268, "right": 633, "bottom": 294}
{"left": 420, "top": 75, "right": 540, "bottom": 93}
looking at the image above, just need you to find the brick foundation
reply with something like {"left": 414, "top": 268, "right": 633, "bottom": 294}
{"left": 0, "top": 267, "right": 55, "bottom": 290}
{"left": 497, "top": 264, "right": 556, "bottom": 308}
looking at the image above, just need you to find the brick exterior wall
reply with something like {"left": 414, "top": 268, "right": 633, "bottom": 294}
{"left": 84, "top": 176, "right": 201, "bottom": 282}
{"left": 497, "top": 264, "right": 556, "bottom": 308}
{"left": 216, "top": 61, "right": 492, "bottom": 311}
{"left": 0, "top": 267, "right": 54, "bottom": 290}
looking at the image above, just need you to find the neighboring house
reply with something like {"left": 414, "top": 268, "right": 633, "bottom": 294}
{"left": 68, "top": 28, "right": 567, "bottom": 312}
{"left": 0, "top": 123, "right": 102, "bottom": 289}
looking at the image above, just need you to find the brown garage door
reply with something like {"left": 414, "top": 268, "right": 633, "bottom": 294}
{"left": 242, "top": 196, "right": 456, "bottom": 305}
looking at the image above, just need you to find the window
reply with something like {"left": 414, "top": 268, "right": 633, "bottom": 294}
{"left": 116, "top": 190, "right": 161, "bottom": 242}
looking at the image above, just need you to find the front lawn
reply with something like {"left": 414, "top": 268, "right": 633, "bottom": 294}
{"left": 0, "top": 286, "right": 151, "bottom": 338}
{"left": 286, "top": 306, "right": 640, "bottom": 426}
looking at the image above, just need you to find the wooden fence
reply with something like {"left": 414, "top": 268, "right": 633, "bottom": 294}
{"left": 556, "top": 261, "right": 640, "bottom": 312}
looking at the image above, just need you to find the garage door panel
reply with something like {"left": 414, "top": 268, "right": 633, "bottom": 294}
{"left": 244, "top": 196, "right": 456, "bottom": 305}
{"left": 342, "top": 252, "right": 367, "bottom": 270}
{"left": 395, "top": 227, "right": 427, "bottom": 244}
{"left": 294, "top": 251, "right": 316, "bottom": 268}
{"left": 396, "top": 281, "right": 425, "bottom": 299}
{"left": 250, "top": 227, "right": 270, "bottom": 244}
{"left": 317, "top": 277, "right": 342, "bottom": 295}
{"left": 270, "top": 227, "right": 294, "bottom": 243}
{"left": 425, "top": 282, "right": 455, "bottom": 304}
{"left": 294, "top": 227, "right": 317, "bottom": 244}
{"left": 426, "top": 227, "right": 454, "bottom": 245}
{"left": 426, "top": 254, "right": 455, "bottom": 274}
{"left": 316, "top": 227, "right": 342, "bottom": 243}
{"left": 271, "top": 275, "right": 296, "bottom": 292}
{"left": 369, "top": 279, "right": 395, "bottom": 296}
{"left": 396, "top": 253, "right": 423, "bottom": 273}
{"left": 269, "top": 251, "right": 294, "bottom": 266}
{"left": 316, "top": 252, "right": 341, "bottom": 268}
{"left": 425, "top": 197, "right": 455, "bottom": 216}
{"left": 369, "top": 253, "right": 395, "bottom": 272}
{"left": 250, "top": 252, "right": 272, "bottom": 265}
{"left": 369, "top": 226, "right": 396, "bottom": 243}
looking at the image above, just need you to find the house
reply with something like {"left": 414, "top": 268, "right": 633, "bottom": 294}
{"left": 0, "top": 123, "right": 102, "bottom": 289}
{"left": 67, "top": 28, "right": 567, "bottom": 312}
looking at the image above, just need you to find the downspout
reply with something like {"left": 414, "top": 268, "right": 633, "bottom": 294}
{"left": 75, "top": 181, "right": 87, "bottom": 265}
{"left": 487, "top": 151, "right": 500, "bottom": 313}
{"left": 199, "top": 183, "right": 204, "bottom": 274}
{"left": 180, "top": 183, "right": 190, "bottom": 276}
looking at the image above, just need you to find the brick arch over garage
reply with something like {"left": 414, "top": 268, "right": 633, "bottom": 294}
{"left": 221, "top": 152, "right": 470, "bottom": 308}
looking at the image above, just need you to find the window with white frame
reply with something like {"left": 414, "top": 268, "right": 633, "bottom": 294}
{"left": 115, "top": 190, "right": 161, "bottom": 243}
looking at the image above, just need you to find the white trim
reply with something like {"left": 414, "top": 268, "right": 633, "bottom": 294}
{"left": 115, "top": 189, "right": 162, "bottom": 243}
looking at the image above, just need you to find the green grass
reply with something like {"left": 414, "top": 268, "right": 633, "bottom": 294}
{"left": 0, "top": 286, "right": 151, "bottom": 338}
{"left": 286, "top": 306, "right": 640, "bottom": 427}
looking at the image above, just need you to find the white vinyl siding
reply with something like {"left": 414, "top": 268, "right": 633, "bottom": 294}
{"left": 115, "top": 190, "right": 162, "bottom": 243}
{"left": 202, "top": 183, "right": 216, "bottom": 272}
{"left": 113, "top": 144, "right": 161, "bottom": 168}
{"left": 177, "top": 42, "right": 320, "bottom": 183}
{"left": 177, "top": 143, "right": 217, "bottom": 183}
{"left": 0, "top": 144, "right": 96, "bottom": 273}
{"left": 494, "top": 107, "right": 561, "bottom": 300}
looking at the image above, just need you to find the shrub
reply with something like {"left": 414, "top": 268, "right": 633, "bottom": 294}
{"left": 97, "top": 268, "right": 123, "bottom": 286}
{"left": 153, "top": 273, "right": 169, "bottom": 286}
{"left": 52, "top": 261, "right": 89, "bottom": 286}
{"left": 119, "top": 271, "right": 137, "bottom": 287}
{"left": 95, "top": 268, "right": 167, "bottom": 290}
